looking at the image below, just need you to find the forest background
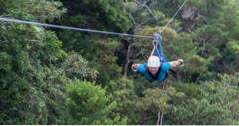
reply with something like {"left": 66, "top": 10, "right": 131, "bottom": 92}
{"left": 0, "top": 0, "right": 239, "bottom": 125}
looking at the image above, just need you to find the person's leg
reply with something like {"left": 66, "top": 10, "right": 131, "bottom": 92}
{"left": 153, "top": 33, "right": 167, "bottom": 62}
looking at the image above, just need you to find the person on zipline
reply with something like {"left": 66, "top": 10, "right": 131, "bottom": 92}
{"left": 131, "top": 33, "right": 184, "bottom": 82}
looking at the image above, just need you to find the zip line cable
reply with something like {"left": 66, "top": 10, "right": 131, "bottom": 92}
{"left": 151, "top": 0, "right": 188, "bottom": 55}
{"left": 0, "top": 17, "right": 153, "bottom": 39}
{"left": 159, "top": 0, "right": 188, "bottom": 33}
{"left": 0, "top": 0, "right": 187, "bottom": 39}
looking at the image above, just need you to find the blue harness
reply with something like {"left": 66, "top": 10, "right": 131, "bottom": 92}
{"left": 152, "top": 33, "right": 168, "bottom": 62}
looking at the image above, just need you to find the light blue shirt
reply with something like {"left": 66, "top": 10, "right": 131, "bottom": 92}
{"left": 137, "top": 62, "right": 171, "bottom": 82}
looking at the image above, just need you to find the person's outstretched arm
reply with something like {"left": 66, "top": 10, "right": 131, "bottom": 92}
{"left": 131, "top": 63, "right": 141, "bottom": 72}
{"left": 169, "top": 59, "right": 184, "bottom": 69}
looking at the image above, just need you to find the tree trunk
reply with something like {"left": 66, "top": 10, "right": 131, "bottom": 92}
{"left": 156, "top": 111, "right": 161, "bottom": 125}
{"left": 124, "top": 43, "right": 132, "bottom": 77}
{"left": 160, "top": 111, "right": 164, "bottom": 125}
{"left": 156, "top": 111, "right": 164, "bottom": 125}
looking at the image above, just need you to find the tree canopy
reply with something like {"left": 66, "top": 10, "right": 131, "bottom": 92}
{"left": 0, "top": 0, "right": 239, "bottom": 125}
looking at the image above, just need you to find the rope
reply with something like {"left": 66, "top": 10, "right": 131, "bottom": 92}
{"left": 159, "top": 0, "right": 188, "bottom": 33}
{"left": 0, "top": 17, "right": 154, "bottom": 39}
{"left": 150, "top": 39, "right": 157, "bottom": 56}
{"left": 150, "top": 37, "right": 161, "bottom": 57}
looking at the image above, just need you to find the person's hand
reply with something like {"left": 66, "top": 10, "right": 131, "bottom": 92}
{"left": 177, "top": 59, "right": 184, "bottom": 66}
{"left": 131, "top": 63, "right": 139, "bottom": 71}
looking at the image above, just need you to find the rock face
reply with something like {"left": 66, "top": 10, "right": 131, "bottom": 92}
{"left": 181, "top": 5, "right": 200, "bottom": 32}
{"left": 182, "top": 5, "right": 198, "bottom": 21}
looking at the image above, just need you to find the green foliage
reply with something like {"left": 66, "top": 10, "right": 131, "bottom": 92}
{"left": 66, "top": 80, "right": 126, "bottom": 124}
{"left": 107, "top": 77, "right": 138, "bottom": 124}
{"left": 220, "top": 40, "right": 239, "bottom": 73}
{"left": 0, "top": 52, "right": 12, "bottom": 71}
{"left": 60, "top": 0, "right": 133, "bottom": 32}
{"left": 1, "top": 0, "right": 66, "bottom": 22}
{"left": 61, "top": 53, "right": 98, "bottom": 81}
{"left": 0, "top": 0, "right": 68, "bottom": 124}
{"left": 1, "top": 0, "right": 239, "bottom": 125}
{"left": 168, "top": 74, "right": 239, "bottom": 125}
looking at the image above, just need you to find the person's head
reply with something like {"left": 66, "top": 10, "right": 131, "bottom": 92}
{"left": 147, "top": 56, "right": 160, "bottom": 75}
